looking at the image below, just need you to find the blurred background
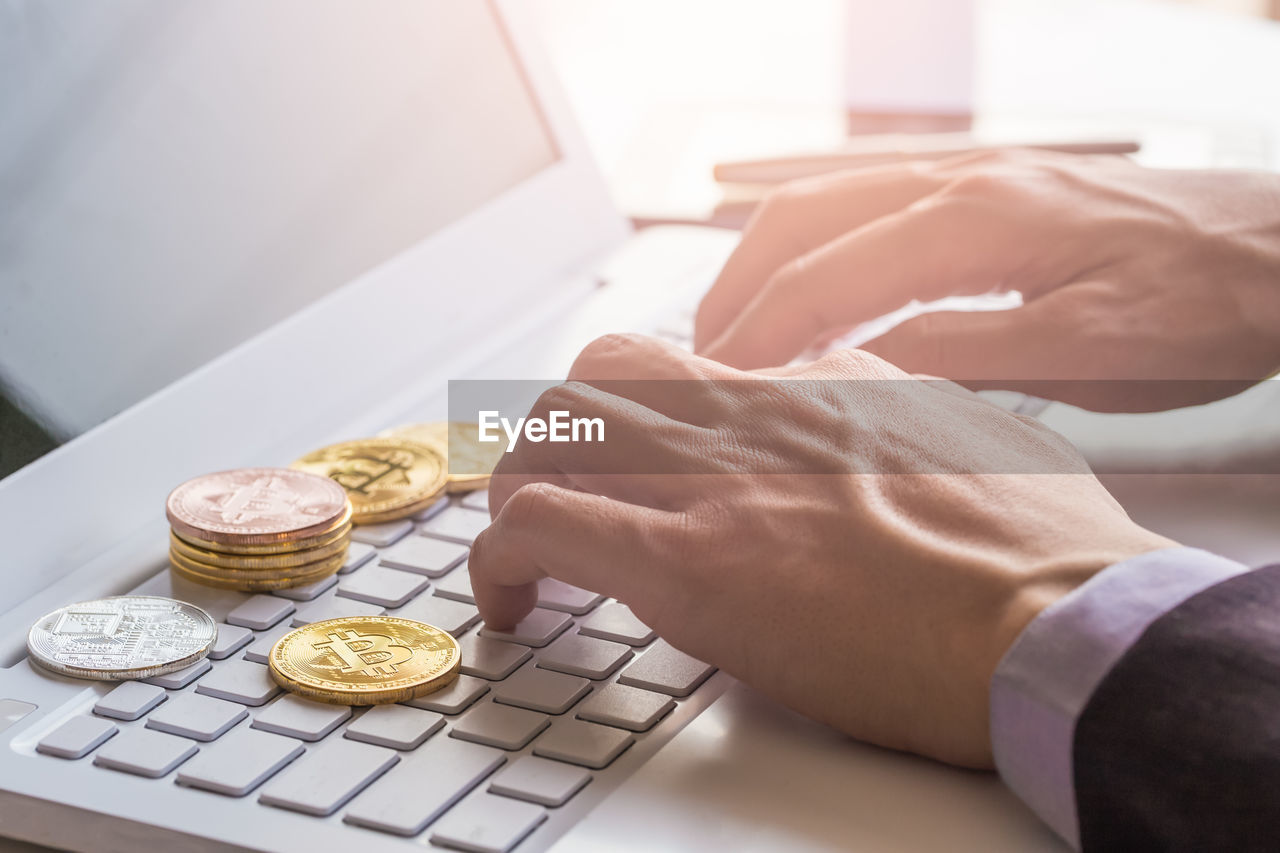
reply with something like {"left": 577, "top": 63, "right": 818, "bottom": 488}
{"left": 532, "top": 0, "right": 1279, "bottom": 223}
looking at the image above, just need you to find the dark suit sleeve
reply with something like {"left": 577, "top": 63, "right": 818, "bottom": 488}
{"left": 1072, "top": 563, "right": 1280, "bottom": 851}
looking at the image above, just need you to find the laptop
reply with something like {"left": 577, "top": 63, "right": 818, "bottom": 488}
{"left": 2, "top": 2, "right": 1275, "bottom": 851}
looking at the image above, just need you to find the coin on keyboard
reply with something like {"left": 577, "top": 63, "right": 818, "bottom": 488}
{"left": 169, "top": 547, "right": 344, "bottom": 584}
{"left": 290, "top": 437, "right": 447, "bottom": 524}
{"left": 27, "top": 596, "right": 216, "bottom": 681}
{"left": 169, "top": 531, "right": 349, "bottom": 570}
{"left": 166, "top": 468, "right": 351, "bottom": 547}
{"left": 379, "top": 421, "right": 504, "bottom": 494}
{"left": 174, "top": 518, "right": 352, "bottom": 556}
{"left": 269, "top": 616, "right": 461, "bottom": 705}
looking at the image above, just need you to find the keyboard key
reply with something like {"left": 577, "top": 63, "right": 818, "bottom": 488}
{"left": 243, "top": 623, "right": 295, "bottom": 664}
{"left": 175, "top": 727, "right": 304, "bottom": 797}
{"left": 196, "top": 659, "right": 281, "bottom": 706}
{"left": 418, "top": 507, "right": 489, "bottom": 544}
{"left": 252, "top": 694, "right": 351, "bottom": 741}
{"left": 344, "top": 737, "right": 505, "bottom": 836}
{"left": 147, "top": 693, "right": 247, "bottom": 741}
{"left": 37, "top": 716, "right": 116, "bottom": 759}
{"left": 207, "top": 623, "right": 254, "bottom": 659}
{"left": 392, "top": 595, "right": 480, "bottom": 637}
{"left": 433, "top": 567, "right": 475, "bottom": 603}
{"left": 480, "top": 608, "right": 571, "bottom": 648}
{"left": 451, "top": 703, "right": 549, "bottom": 751}
{"left": 459, "top": 490, "right": 489, "bottom": 512}
{"left": 489, "top": 755, "right": 591, "bottom": 807}
{"left": 618, "top": 640, "right": 715, "bottom": 697}
{"left": 345, "top": 704, "right": 443, "bottom": 750}
{"left": 132, "top": 572, "right": 252, "bottom": 622}
{"left": 535, "top": 578, "right": 604, "bottom": 615}
{"left": 271, "top": 573, "right": 338, "bottom": 601}
{"left": 410, "top": 497, "right": 449, "bottom": 522}
{"left": 578, "top": 602, "right": 656, "bottom": 646}
{"left": 226, "top": 595, "right": 295, "bottom": 630}
{"left": 491, "top": 667, "right": 590, "bottom": 715}
{"left": 537, "top": 635, "right": 632, "bottom": 680}
{"left": 338, "top": 566, "right": 430, "bottom": 608}
{"left": 430, "top": 792, "right": 546, "bottom": 853}
{"left": 457, "top": 634, "right": 531, "bottom": 681}
{"left": 379, "top": 537, "right": 468, "bottom": 577}
{"left": 340, "top": 541, "right": 377, "bottom": 574}
{"left": 259, "top": 738, "right": 399, "bottom": 816}
{"left": 141, "top": 658, "right": 211, "bottom": 690}
{"left": 350, "top": 519, "right": 413, "bottom": 547}
{"left": 291, "top": 592, "right": 385, "bottom": 626}
{"left": 93, "top": 681, "right": 166, "bottom": 721}
{"left": 533, "top": 718, "right": 633, "bottom": 769}
{"left": 404, "top": 675, "right": 488, "bottom": 715}
{"left": 93, "top": 728, "right": 198, "bottom": 778}
{"left": 576, "top": 683, "right": 674, "bottom": 732}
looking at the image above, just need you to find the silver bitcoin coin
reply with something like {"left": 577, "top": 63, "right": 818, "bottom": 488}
{"left": 27, "top": 595, "right": 216, "bottom": 681}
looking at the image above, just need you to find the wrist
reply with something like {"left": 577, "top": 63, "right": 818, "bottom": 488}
{"left": 979, "top": 533, "right": 1177, "bottom": 740}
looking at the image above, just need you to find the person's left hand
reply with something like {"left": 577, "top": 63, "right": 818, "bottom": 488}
{"left": 469, "top": 334, "right": 1171, "bottom": 767}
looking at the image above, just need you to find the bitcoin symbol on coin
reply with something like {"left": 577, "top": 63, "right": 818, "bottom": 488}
{"left": 314, "top": 628, "right": 414, "bottom": 677}
{"left": 328, "top": 451, "right": 415, "bottom": 496}
{"left": 269, "top": 616, "right": 461, "bottom": 705}
{"left": 212, "top": 475, "right": 303, "bottom": 524}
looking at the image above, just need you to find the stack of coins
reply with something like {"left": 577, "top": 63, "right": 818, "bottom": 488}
{"left": 290, "top": 437, "right": 448, "bottom": 524}
{"left": 166, "top": 468, "right": 352, "bottom": 591}
{"left": 269, "top": 616, "right": 460, "bottom": 705}
{"left": 378, "top": 421, "right": 503, "bottom": 494}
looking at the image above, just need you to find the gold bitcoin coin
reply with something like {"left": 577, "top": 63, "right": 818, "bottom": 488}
{"left": 174, "top": 515, "right": 351, "bottom": 556}
{"left": 290, "top": 438, "right": 447, "bottom": 524}
{"left": 169, "top": 546, "right": 345, "bottom": 580}
{"left": 348, "top": 492, "right": 444, "bottom": 526}
{"left": 169, "top": 552, "right": 341, "bottom": 591}
{"left": 379, "top": 421, "right": 504, "bottom": 494}
{"left": 268, "top": 616, "right": 461, "bottom": 705}
{"left": 169, "top": 532, "right": 349, "bottom": 570}
{"left": 169, "top": 562, "right": 335, "bottom": 592}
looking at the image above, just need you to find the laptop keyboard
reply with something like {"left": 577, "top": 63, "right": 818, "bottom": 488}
{"left": 32, "top": 498, "right": 719, "bottom": 852}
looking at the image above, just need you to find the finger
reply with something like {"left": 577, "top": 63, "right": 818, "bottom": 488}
{"left": 694, "top": 163, "right": 948, "bottom": 351}
{"left": 470, "top": 482, "right": 684, "bottom": 628}
{"left": 860, "top": 305, "right": 1055, "bottom": 379}
{"left": 858, "top": 286, "right": 1172, "bottom": 411}
{"left": 701, "top": 195, "right": 1021, "bottom": 369}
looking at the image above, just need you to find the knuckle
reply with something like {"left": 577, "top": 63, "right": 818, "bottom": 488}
{"left": 757, "top": 182, "right": 804, "bottom": 217}
{"left": 824, "top": 346, "right": 878, "bottom": 371}
{"left": 501, "top": 481, "right": 559, "bottom": 530}
{"left": 534, "top": 381, "right": 589, "bottom": 417}
{"left": 815, "top": 347, "right": 902, "bottom": 380}
{"left": 571, "top": 333, "right": 650, "bottom": 377}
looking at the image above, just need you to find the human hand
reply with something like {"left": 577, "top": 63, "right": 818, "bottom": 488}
{"left": 694, "top": 150, "right": 1280, "bottom": 411}
{"left": 469, "top": 334, "right": 1173, "bottom": 767}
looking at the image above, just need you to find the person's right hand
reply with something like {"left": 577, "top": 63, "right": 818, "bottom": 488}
{"left": 695, "top": 150, "right": 1280, "bottom": 412}
{"left": 468, "top": 334, "right": 1174, "bottom": 768}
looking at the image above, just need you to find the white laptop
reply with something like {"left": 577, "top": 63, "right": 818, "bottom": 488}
{"left": 3, "top": 3, "right": 1275, "bottom": 852}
